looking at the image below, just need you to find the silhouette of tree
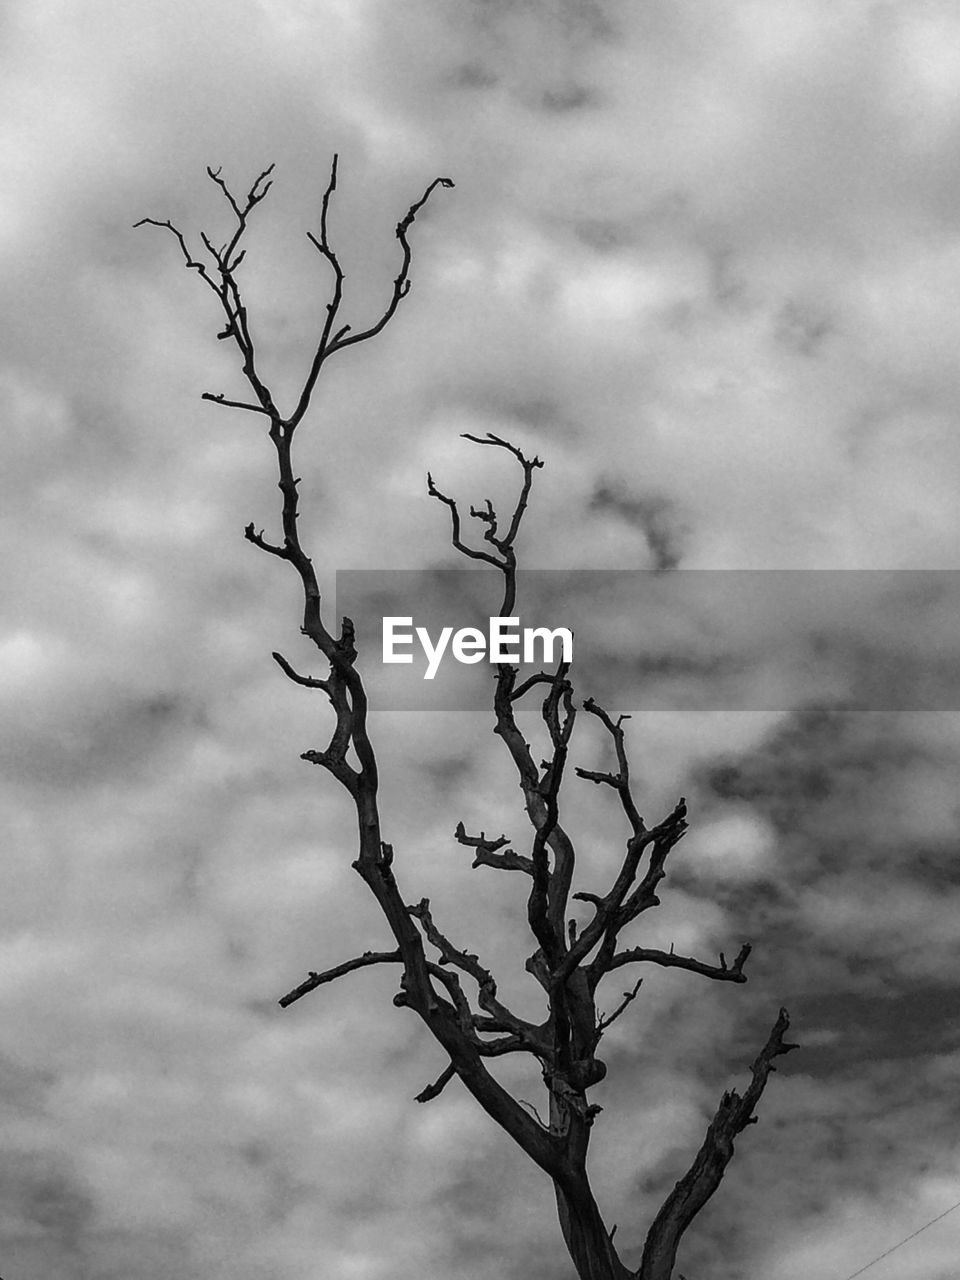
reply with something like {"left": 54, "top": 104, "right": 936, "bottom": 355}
{"left": 137, "top": 158, "right": 796, "bottom": 1280}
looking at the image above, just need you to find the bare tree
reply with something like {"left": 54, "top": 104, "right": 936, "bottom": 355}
{"left": 137, "top": 158, "right": 797, "bottom": 1280}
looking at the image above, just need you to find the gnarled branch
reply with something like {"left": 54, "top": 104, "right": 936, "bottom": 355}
{"left": 408, "top": 897, "right": 545, "bottom": 1052}
{"left": 638, "top": 1009, "right": 796, "bottom": 1280}
{"left": 272, "top": 650, "right": 330, "bottom": 691}
{"left": 427, "top": 433, "right": 543, "bottom": 617}
{"left": 454, "top": 821, "right": 534, "bottom": 875}
{"left": 576, "top": 697, "right": 644, "bottom": 837}
{"left": 604, "top": 942, "right": 751, "bottom": 986}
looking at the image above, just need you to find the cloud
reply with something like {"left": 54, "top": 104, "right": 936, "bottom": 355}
{"left": 3, "top": 1, "right": 960, "bottom": 1278}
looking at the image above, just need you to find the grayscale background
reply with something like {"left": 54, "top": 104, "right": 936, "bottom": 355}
{"left": 2, "top": 2, "right": 960, "bottom": 1278}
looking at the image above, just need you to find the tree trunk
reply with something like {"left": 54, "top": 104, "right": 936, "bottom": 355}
{"left": 554, "top": 1177, "right": 632, "bottom": 1280}
{"left": 636, "top": 1234, "right": 679, "bottom": 1280}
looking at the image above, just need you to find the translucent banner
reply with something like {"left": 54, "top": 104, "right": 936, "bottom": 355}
{"left": 333, "top": 569, "right": 960, "bottom": 711}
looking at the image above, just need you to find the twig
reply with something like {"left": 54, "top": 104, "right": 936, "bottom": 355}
{"left": 279, "top": 949, "right": 402, "bottom": 1008}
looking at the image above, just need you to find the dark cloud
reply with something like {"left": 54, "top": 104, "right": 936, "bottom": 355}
{"left": 450, "top": 61, "right": 500, "bottom": 89}
{"left": 590, "top": 482, "right": 685, "bottom": 569}
{"left": 540, "top": 84, "right": 595, "bottom": 113}
{"left": 4, "top": 1, "right": 960, "bottom": 1278}
{"left": 573, "top": 218, "right": 632, "bottom": 251}
{"left": 0, "top": 688, "right": 198, "bottom": 788}
{"left": 2, "top": 1153, "right": 96, "bottom": 1273}
{"left": 775, "top": 297, "right": 836, "bottom": 356}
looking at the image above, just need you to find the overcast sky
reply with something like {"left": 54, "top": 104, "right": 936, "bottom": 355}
{"left": 4, "top": 2, "right": 960, "bottom": 1278}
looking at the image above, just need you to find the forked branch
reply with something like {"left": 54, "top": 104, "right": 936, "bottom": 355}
{"left": 427, "top": 433, "right": 544, "bottom": 616}
{"left": 136, "top": 157, "right": 452, "bottom": 430}
{"left": 575, "top": 697, "right": 644, "bottom": 837}
{"left": 290, "top": 162, "right": 455, "bottom": 427}
{"left": 407, "top": 897, "right": 544, "bottom": 1051}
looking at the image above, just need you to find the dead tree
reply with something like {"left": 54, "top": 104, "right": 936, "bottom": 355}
{"left": 137, "top": 158, "right": 796, "bottom": 1280}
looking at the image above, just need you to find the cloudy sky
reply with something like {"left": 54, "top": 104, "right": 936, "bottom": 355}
{"left": 4, "top": 1, "right": 960, "bottom": 1277}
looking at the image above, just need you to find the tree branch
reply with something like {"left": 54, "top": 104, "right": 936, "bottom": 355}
{"left": 427, "top": 433, "right": 543, "bottom": 616}
{"left": 604, "top": 942, "right": 751, "bottom": 986}
{"left": 594, "top": 978, "right": 643, "bottom": 1042}
{"left": 425, "top": 438, "right": 576, "bottom": 963}
{"left": 244, "top": 522, "right": 289, "bottom": 559}
{"left": 289, "top": 155, "right": 346, "bottom": 427}
{"left": 511, "top": 670, "right": 565, "bottom": 702}
{"left": 408, "top": 898, "right": 544, "bottom": 1050}
{"left": 279, "top": 949, "right": 402, "bottom": 1008}
{"left": 132, "top": 217, "right": 223, "bottom": 297}
{"left": 415, "top": 1061, "right": 457, "bottom": 1103}
{"left": 638, "top": 1009, "right": 797, "bottom": 1280}
{"left": 136, "top": 164, "right": 279, "bottom": 418}
{"left": 528, "top": 666, "right": 576, "bottom": 966}
{"left": 289, "top": 164, "right": 454, "bottom": 427}
{"left": 272, "top": 650, "right": 330, "bottom": 691}
{"left": 145, "top": 159, "right": 793, "bottom": 1278}
{"left": 454, "top": 821, "right": 534, "bottom": 875}
{"left": 327, "top": 175, "right": 455, "bottom": 355}
{"left": 557, "top": 798, "right": 686, "bottom": 988}
{"left": 459, "top": 433, "right": 544, "bottom": 552}
{"left": 575, "top": 697, "right": 644, "bottom": 837}
{"left": 426, "top": 472, "right": 504, "bottom": 569}
{"left": 206, "top": 162, "right": 275, "bottom": 234}
{"left": 202, "top": 391, "right": 272, "bottom": 416}
{"left": 618, "top": 799, "right": 689, "bottom": 923}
